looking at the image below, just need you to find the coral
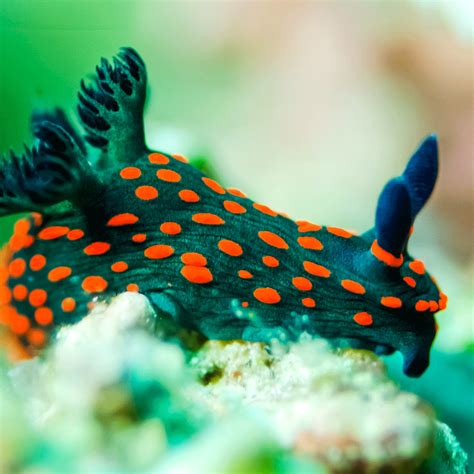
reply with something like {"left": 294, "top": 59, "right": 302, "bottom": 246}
{"left": 2, "top": 293, "right": 467, "bottom": 473}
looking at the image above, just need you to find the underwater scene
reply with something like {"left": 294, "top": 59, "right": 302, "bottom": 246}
{"left": 0, "top": 2, "right": 472, "bottom": 473}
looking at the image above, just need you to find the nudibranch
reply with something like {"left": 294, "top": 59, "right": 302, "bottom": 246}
{"left": 0, "top": 48, "right": 447, "bottom": 376}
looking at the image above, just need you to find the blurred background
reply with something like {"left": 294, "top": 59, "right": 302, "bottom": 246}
{"left": 1, "top": 0, "right": 473, "bottom": 462}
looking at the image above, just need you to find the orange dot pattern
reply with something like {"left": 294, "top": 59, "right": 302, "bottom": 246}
{"left": 135, "top": 185, "right": 158, "bottom": 200}
{"left": 227, "top": 188, "right": 247, "bottom": 198}
{"left": 327, "top": 227, "right": 353, "bottom": 238}
{"left": 302, "top": 297, "right": 316, "bottom": 308}
{"left": 48, "top": 266, "right": 72, "bottom": 282}
{"left": 354, "top": 312, "right": 373, "bottom": 326}
{"left": 38, "top": 226, "right": 70, "bottom": 240}
{"left": 149, "top": 152, "right": 169, "bottom": 164}
{"left": 341, "top": 280, "right": 366, "bottom": 295}
{"left": 82, "top": 276, "right": 108, "bottom": 293}
{"left": 238, "top": 270, "right": 253, "bottom": 279}
{"left": 258, "top": 231, "right": 288, "bottom": 250}
{"left": 107, "top": 213, "right": 139, "bottom": 227}
{"left": 192, "top": 213, "right": 225, "bottom": 225}
{"left": 218, "top": 239, "right": 243, "bottom": 257}
{"left": 181, "top": 252, "right": 207, "bottom": 267}
{"left": 303, "top": 261, "right": 331, "bottom": 278}
{"left": 120, "top": 167, "right": 141, "bottom": 179}
{"left": 253, "top": 203, "right": 277, "bottom": 217}
{"left": 61, "top": 297, "right": 76, "bottom": 312}
{"left": 254, "top": 287, "right": 281, "bottom": 305}
{"left": 157, "top": 169, "right": 181, "bottom": 183}
{"left": 179, "top": 189, "right": 200, "bottom": 203}
{"left": 381, "top": 296, "right": 402, "bottom": 309}
{"left": 160, "top": 222, "right": 182, "bottom": 235}
{"left": 292, "top": 277, "right": 312, "bottom": 292}
{"left": 111, "top": 262, "right": 128, "bottom": 273}
{"left": 409, "top": 260, "right": 425, "bottom": 275}
{"left": 181, "top": 266, "right": 213, "bottom": 284}
{"left": 84, "top": 242, "right": 111, "bottom": 256}
{"left": 262, "top": 256, "right": 279, "bottom": 268}
{"left": 202, "top": 177, "right": 225, "bottom": 194}
{"left": 145, "top": 245, "right": 175, "bottom": 260}
{"left": 297, "top": 236, "right": 323, "bottom": 251}
{"left": 223, "top": 200, "right": 247, "bottom": 214}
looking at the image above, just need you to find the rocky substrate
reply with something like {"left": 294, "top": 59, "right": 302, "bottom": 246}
{"left": 0, "top": 293, "right": 468, "bottom": 473}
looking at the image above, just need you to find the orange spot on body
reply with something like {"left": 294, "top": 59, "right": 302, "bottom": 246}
{"left": 292, "top": 276, "right": 312, "bottom": 291}
{"left": 296, "top": 220, "right": 322, "bottom": 233}
{"left": 179, "top": 189, "right": 200, "bottom": 203}
{"left": 438, "top": 292, "right": 448, "bottom": 311}
{"left": 11, "top": 314, "right": 30, "bottom": 334}
{"left": 120, "top": 167, "right": 141, "bottom": 179}
{"left": 303, "top": 261, "right": 331, "bottom": 278}
{"left": 227, "top": 188, "right": 247, "bottom": 198}
{"left": 35, "top": 307, "right": 53, "bottom": 326}
{"left": 61, "top": 297, "right": 76, "bottom": 312}
{"left": 429, "top": 300, "right": 439, "bottom": 312}
{"left": 172, "top": 153, "right": 189, "bottom": 163}
{"left": 132, "top": 233, "right": 147, "bottom": 243}
{"left": 48, "top": 266, "right": 72, "bottom": 282}
{"left": 14, "top": 218, "right": 30, "bottom": 235}
{"left": 27, "top": 328, "right": 46, "bottom": 347}
{"left": 253, "top": 203, "right": 277, "bottom": 217}
{"left": 218, "top": 239, "right": 243, "bottom": 257}
{"left": 181, "top": 265, "right": 213, "bottom": 284}
{"left": 415, "top": 300, "right": 430, "bottom": 312}
{"left": 84, "top": 242, "right": 111, "bottom": 256}
{"left": 107, "top": 213, "right": 139, "bottom": 227}
{"left": 181, "top": 252, "right": 208, "bottom": 266}
{"left": 258, "top": 231, "right": 289, "bottom": 249}
{"left": 13, "top": 284, "right": 28, "bottom": 301}
{"left": 253, "top": 287, "right": 281, "bottom": 305}
{"left": 29, "top": 289, "right": 47, "bottom": 307}
{"left": 242, "top": 301, "right": 249, "bottom": 308}
{"left": 160, "top": 222, "right": 182, "bottom": 235}
{"left": 370, "top": 240, "right": 403, "bottom": 268}
{"left": 327, "top": 227, "right": 353, "bottom": 238}
{"left": 157, "top": 169, "right": 181, "bottom": 182}
{"left": 0, "top": 286, "right": 12, "bottom": 305}
{"left": 135, "top": 185, "right": 158, "bottom": 200}
{"left": 82, "top": 276, "right": 108, "bottom": 293}
{"left": 223, "top": 200, "right": 247, "bottom": 214}
{"left": 31, "top": 212, "right": 43, "bottom": 226}
{"left": 262, "top": 255, "right": 279, "bottom": 267}
{"left": 238, "top": 270, "right": 253, "bottom": 279}
{"left": 127, "top": 283, "right": 139, "bottom": 292}
{"left": 148, "top": 152, "right": 169, "bottom": 164}
{"left": 9, "top": 234, "right": 28, "bottom": 252}
{"left": 297, "top": 236, "right": 323, "bottom": 251}
{"left": 302, "top": 297, "right": 316, "bottom": 308}
{"left": 144, "top": 245, "right": 175, "bottom": 260}
{"left": 192, "top": 213, "right": 225, "bottom": 225}
{"left": 403, "top": 276, "right": 417, "bottom": 288}
{"left": 409, "top": 259, "right": 425, "bottom": 275}
{"left": 202, "top": 177, "right": 225, "bottom": 194}
{"left": 111, "top": 262, "right": 128, "bottom": 273}
{"left": 381, "top": 296, "right": 402, "bottom": 309}
{"left": 9, "top": 258, "right": 26, "bottom": 278}
{"left": 38, "top": 226, "right": 69, "bottom": 240}
{"left": 23, "top": 235, "right": 34, "bottom": 248}
{"left": 67, "top": 229, "right": 84, "bottom": 241}
{"left": 341, "top": 279, "right": 366, "bottom": 295}
{"left": 354, "top": 312, "right": 373, "bottom": 326}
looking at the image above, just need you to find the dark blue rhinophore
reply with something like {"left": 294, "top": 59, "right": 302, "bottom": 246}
{"left": 374, "top": 135, "right": 439, "bottom": 257}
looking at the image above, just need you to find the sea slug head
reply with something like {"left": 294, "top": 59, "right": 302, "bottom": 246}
{"left": 345, "top": 135, "right": 447, "bottom": 377}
